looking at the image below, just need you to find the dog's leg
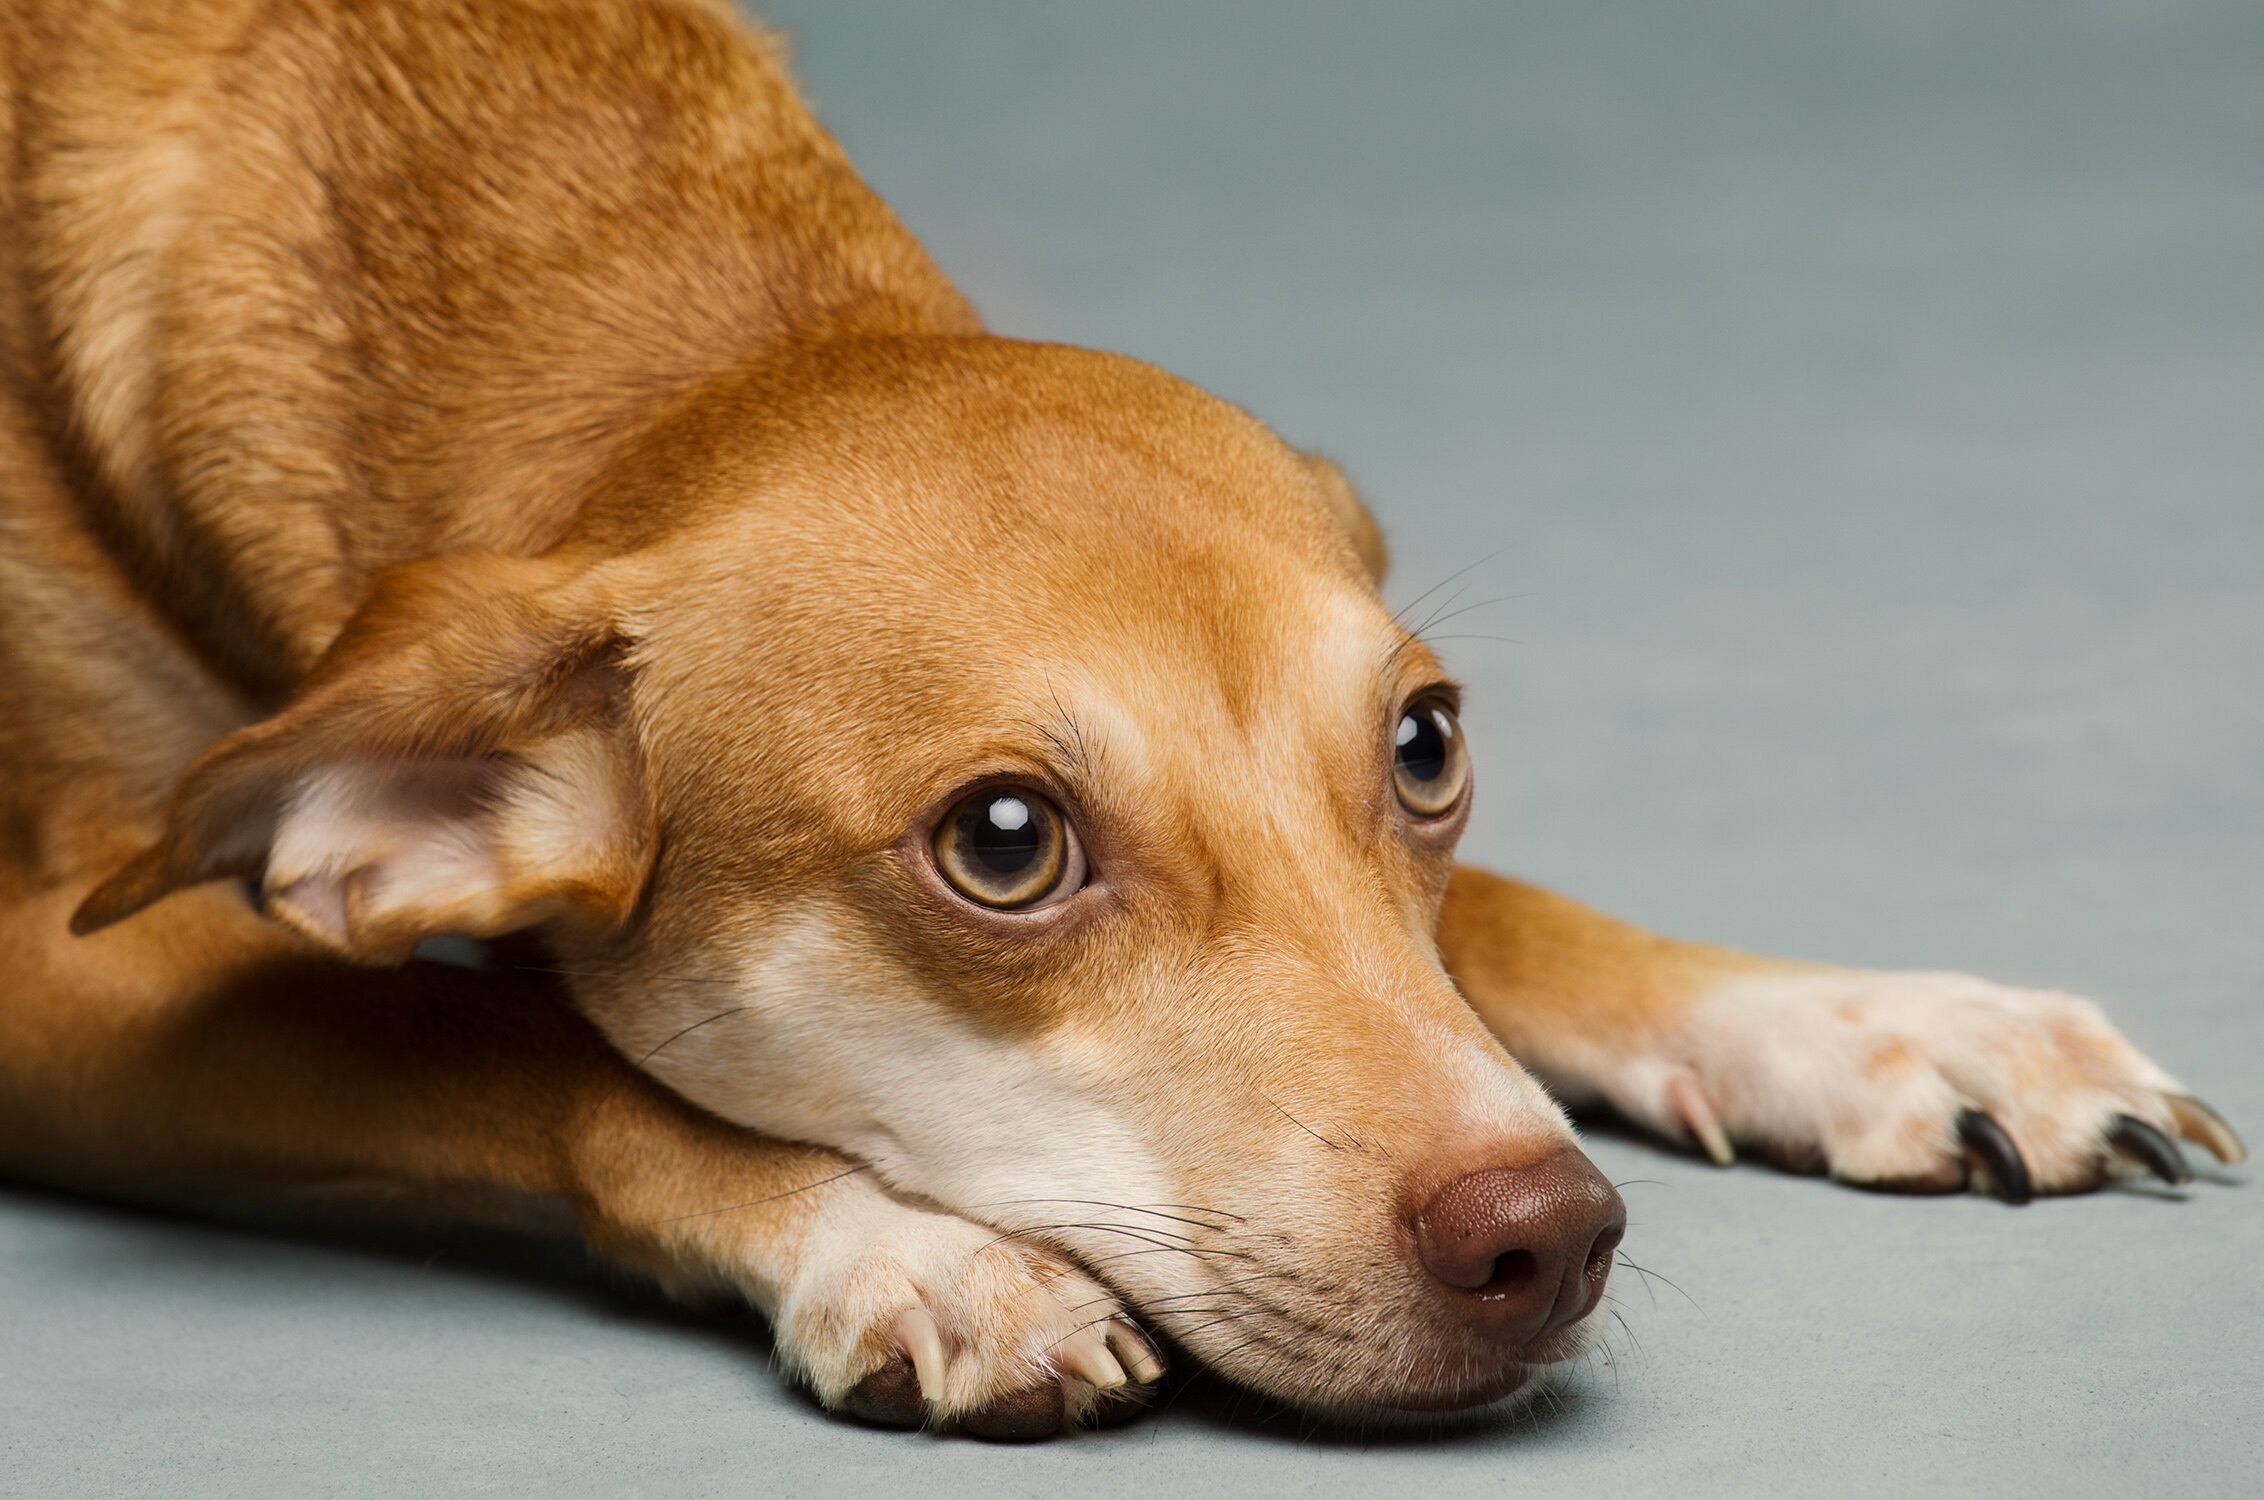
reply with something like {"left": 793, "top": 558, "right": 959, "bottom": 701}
{"left": 1436, "top": 866, "right": 2244, "bottom": 1198}
{"left": 0, "top": 883, "right": 1157, "bottom": 1437}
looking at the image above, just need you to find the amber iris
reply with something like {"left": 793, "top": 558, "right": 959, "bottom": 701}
{"left": 934, "top": 790, "right": 1072, "bottom": 908}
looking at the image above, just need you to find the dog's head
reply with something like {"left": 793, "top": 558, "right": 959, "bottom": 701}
{"left": 80, "top": 336, "right": 1621, "bottom": 1415}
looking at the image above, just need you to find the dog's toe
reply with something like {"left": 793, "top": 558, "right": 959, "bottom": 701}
{"left": 843, "top": 1356, "right": 926, "bottom": 1429}
{"left": 960, "top": 1381, "right": 1066, "bottom": 1442}
{"left": 1637, "top": 970, "right": 2246, "bottom": 1200}
{"left": 1083, "top": 1375, "right": 1159, "bottom": 1429}
{"left": 765, "top": 1177, "right": 1160, "bottom": 1437}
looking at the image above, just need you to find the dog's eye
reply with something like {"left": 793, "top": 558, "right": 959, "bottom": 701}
{"left": 933, "top": 790, "right": 1077, "bottom": 908}
{"left": 1393, "top": 700, "right": 1468, "bottom": 818}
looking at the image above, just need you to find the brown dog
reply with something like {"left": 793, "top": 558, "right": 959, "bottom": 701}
{"left": 0, "top": 0, "right": 2242, "bottom": 1439}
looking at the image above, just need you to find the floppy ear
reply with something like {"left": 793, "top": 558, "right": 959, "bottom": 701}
{"left": 1300, "top": 450, "right": 1389, "bottom": 587}
{"left": 72, "top": 553, "right": 654, "bottom": 965}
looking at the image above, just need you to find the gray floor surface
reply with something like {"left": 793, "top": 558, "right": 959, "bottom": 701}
{"left": 4, "top": 2, "right": 2259, "bottom": 1495}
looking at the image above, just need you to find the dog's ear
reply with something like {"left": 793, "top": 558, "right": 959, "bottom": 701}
{"left": 72, "top": 553, "right": 653, "bottom": 965}
{"left": 1300, "top": 450, "right": 1389, "bottom": 586}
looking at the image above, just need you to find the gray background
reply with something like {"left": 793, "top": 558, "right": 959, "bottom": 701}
{"left": 4, "top": 1, "right": 2259, "bottom": 1494}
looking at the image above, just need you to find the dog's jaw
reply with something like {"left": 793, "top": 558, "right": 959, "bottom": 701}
{"left": 617, "top": 907, "right": 1188, "bottom": 1222}
{"left": 584, "top": 898, "right": 1613, "bottom": 1413}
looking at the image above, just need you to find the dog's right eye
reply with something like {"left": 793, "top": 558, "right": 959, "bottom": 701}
{"left": 1393, "top": 698, "right": 1469, "bottom": 818}
{"left": 932, "top": 790, "right": 1079, "bottom": 909}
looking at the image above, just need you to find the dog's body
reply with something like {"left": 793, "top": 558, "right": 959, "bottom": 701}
{"left": 0, "top": 0, "right": 2241, "bottom": 1436}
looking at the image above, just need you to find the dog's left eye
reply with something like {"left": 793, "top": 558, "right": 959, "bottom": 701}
{"left": 932, "top": 790, "right": 1080, "bottom": 909}
{"left": 1393, "top": 699, "right": 1468, "bottom": 818}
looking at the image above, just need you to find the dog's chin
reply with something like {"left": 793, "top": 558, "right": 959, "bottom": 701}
{"left": 1283, "top": 1366, "right": 1544, "bottom": 1436}
{"left": 1285, "top": 1315, "right": 1604, "bottom": 1428}
{"left": 1379, "top": 1363, "right": 1537, "bottom": 1414}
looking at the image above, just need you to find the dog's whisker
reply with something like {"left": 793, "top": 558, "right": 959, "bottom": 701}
{"left": 1023, "top": 1221, "right": 1207, "bottom": 1251}
{"left": 633, "top": 1005, "right": 753, "bottom": 1066}
{"left": 1264, "top": 1096, "right": 1347, "bottom": 1152}
{"left": 1167, "top": 1312, "right": 1275, "bottom": 1346}
{"left": 1134, "top": 1203, "right": 1249, "bottom": 1223}
{"left": 976, "top": 1197, "right": 1242, "bottom": 1231}
{"left": 1402, "top": 580, "right": 1474, "bottom": 643}
{"left": 1614, "top": 1253, "right": 1702, "bottom": 1316}
{"left": 1387, "top": 542, "right": 1517, "bottom": 635}
{"left": 1607, "top": 1301, "right": 1643, "bottom": 1353}
{"left": 974, "top": 1222, "right": 1247, "bottom": 1267}
{"left": 1137, "top": 1272, "right": 1302, "bottom": 1304}
{"left": 516, "top": 964, "right": 742, "bottom": 986}
{"left": 987, "top": 1217, "right": 1204, "bottom": 1249}
{"left": 1406, "top": 595, "right": 1484, "bottom": 649}
{"left": 1411, "top": 592, "right": 1526, "bottom": 639}
{"left": 1081, "top": 1243, "right": 1256, "bottom": 1266}
{"left": 657, "top": 1164, "right": 868, "bottom": 1223}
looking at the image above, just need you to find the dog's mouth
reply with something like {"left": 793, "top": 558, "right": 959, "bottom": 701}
{"left": 1118, "top": 1230, "right": 1615, "bottom": 1420}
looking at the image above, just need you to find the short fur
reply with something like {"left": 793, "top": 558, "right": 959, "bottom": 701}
{"left": 0, "top": 0, "right": 2240, "bottom": 1434}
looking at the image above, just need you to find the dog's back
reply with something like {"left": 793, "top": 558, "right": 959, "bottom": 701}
{"left": 1, "top": 0, "right": 972, "bottom": 772}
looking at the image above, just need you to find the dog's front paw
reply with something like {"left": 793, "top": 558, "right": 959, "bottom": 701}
{"left": 771, "top": 1176, "right": 1163, "bottom": 1438}
{"left": 1611, "top": 969, "right": 2244, "bottom": 1201}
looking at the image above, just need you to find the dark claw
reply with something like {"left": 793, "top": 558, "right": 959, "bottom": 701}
{"left": 1086, "top": 1377, "right": 1160, "bottom": 1429}
{"left": 1956, "top": 1108, "right": 2034, "bottom": 1205}
{"left": 960, "top": 1381, "right": 1065, "bottom": 1442}
{"left": 2108, "top": 1114, "right": 2193, "bottom": 1186}
{"left": 843, "top": 1357, "right": 925, "bottom": 1429}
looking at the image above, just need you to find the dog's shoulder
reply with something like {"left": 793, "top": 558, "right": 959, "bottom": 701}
{"left": 8, "top": 0, "right": 977, "bottom": 692}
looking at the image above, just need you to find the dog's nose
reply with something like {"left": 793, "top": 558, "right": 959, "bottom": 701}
{"left": 1413, "top": 1147, "right": 1627, "bottom": 1346}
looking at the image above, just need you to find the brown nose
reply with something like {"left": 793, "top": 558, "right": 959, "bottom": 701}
{"left": 1413, "top": 1147, "right": 1627, "bottom": 1347}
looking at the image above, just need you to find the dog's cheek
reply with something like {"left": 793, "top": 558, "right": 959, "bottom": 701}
{"left": 589, "top": 910, "right": 1185, "bottom": 1221}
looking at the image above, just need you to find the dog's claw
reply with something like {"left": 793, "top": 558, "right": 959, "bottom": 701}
{"left": 1054, "top": 1327, "right": 1127, "bottom": 1391}
{"left": 1667, "top": 1069, "right": 1735, "bottom": 1166}
{"left": 1956, "top": 1108, "right": 2033, "bottom": 1205}
{"left": 1086, "top": 1377, "right": 1158, "bottom": 1428}
{"left": 2108, "top": 1114, "right": 2193, "bottom": 1185}
{"left": 1105, "top": 1318, "right": 1166, "bottom": 1386}
{"left": 2166, "top": 1094, "right": 2247, "bottom": 1165}
{"left": 893, "top": 1306, "right": 948, "bottom": 1404}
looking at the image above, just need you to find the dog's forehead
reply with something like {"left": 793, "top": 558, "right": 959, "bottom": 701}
{"left": 637, "top": 340, "right": 1404, "bottom": 719}
{"left": 625, "top": 355, "right": 1426, "bottom": 841}
{"left": 624, "top": 337, "right": 1360, "bottom": 584}
{"left": 641, "top": 507, "right": 1407, "bottom": 771}
{"left": 801, "top": 347, "right": 1353, "bottom": 580}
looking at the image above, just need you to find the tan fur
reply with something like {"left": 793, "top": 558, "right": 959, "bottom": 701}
{"left": 1, "top": 0, "right": 2234, "bottom": 1435}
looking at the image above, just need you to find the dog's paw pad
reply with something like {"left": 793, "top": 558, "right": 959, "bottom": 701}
{"left": 843, "top": 1356, "right": 925, "bottom": 1429}
{"left": 960, "top": 1381, "right": 1066, "bottom": 1442}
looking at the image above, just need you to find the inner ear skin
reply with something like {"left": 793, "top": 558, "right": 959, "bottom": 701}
{"left": 247, "top": 722, "right": 650, "bottom": 965}
{"left": 69, "top": 553, "right": 656, "bottom": 957}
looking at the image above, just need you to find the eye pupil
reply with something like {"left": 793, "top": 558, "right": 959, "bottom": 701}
{"left": 1391, "top": 698, "right": 1468, "bottom": 819}
{"left": 970, "top": 796, "right": 1040, "bottom": 873}
{"left": 1396, "top": 709, "right": 1450, "bottom": 783}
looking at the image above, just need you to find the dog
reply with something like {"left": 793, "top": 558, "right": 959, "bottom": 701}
{"left": 0, "top": 0, "right": 2243, "bottom": 1440}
